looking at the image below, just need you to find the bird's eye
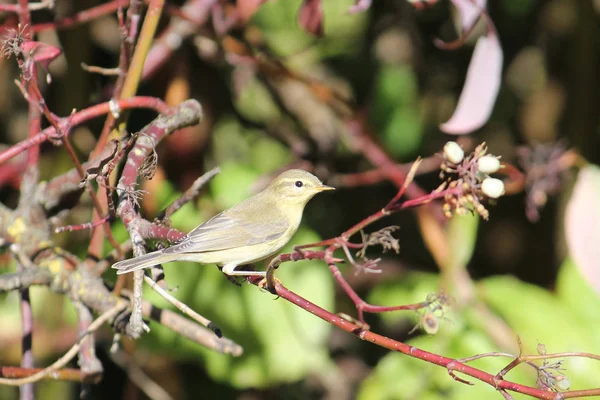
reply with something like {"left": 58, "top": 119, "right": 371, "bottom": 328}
{"left": 295, "top": 180, "right": 303, "bottom": 188}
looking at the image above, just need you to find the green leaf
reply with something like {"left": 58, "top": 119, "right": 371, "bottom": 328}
{"left": 252, "top": 0, "right": 313, "bottom": 57}
{"left": 368, "top": 271, "right": 440, "bottom": 326}
{"left": 153, "top": 178, "right": 179, "bottom": 211}
{"left": 371, "top": 65, "right": 422, "bottom": 158}
{"left": 249, "top": 136, "right": 292, "bottom": 174}
{"left": 252, "top": 0, "right": 366, "bottom": 58}
{"left": 381, "top": 107, "right": 423, "bottom": 158}
{"left": 320, "top": 0, "right": 367, "bottom": 42}
{"left": 210, "top": 118, "right": 291, "bottom": 186}
{"left": 210, "top": 163, "right": 261, "bottom": 209}
{"left": 211, "top": 118, "right": 253, "bottom": 166}
{"left": 501, "top": 0, "right": 536, "bottom": 16}
{"left": 555, "top": 257, "right": 600, "bottom": 332}
{"left": 447, "top": 214, "right": 479, "bottom": 271}
{"left": 233, "top": 75, "right": 281, "bottom": 124}
{"left": 252, "top": 0, "right": 303, "bottom": 31}
{"left": 358, "top": 331, "right": 521, "bottom": 400}
{"left": 479, "top": 275, "right": 600, "bottom": 389}
{"left": 372, "top": 65, "right": 419, "bottom": 120}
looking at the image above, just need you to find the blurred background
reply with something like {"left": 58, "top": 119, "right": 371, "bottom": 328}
{"left": 1, "top": 0, "right": 599, "bottom": 399}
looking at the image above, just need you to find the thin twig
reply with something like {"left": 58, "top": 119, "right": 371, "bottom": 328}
{"left": 0, "top": 301, "right": 127, "bottom": 385}
{"left": 143, "top": 275, "right": 221, "bottom": 337}
{"left": 110, "top": 350, "right": 174, "bottom": 400}
{"left": 81, "top": 63, "right": 123, "bottom": 76}
{"left": 158, "top": 167, "right": 220, "bottom": 221}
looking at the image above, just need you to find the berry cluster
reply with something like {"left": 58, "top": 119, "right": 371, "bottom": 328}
{"left": 440, "top": 142, "right": 504, "bottom": 220}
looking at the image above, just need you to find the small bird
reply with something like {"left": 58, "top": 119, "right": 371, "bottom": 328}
{"left": 112, "top": 169, "right": 334, "bottom": 277}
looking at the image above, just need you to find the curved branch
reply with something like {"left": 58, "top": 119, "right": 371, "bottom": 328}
{"left": 251, "top": 278, "right": 572, "bottom": 400}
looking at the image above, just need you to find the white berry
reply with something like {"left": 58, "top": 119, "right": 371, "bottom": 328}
{"left": 478, "top": 155, "right": 501, "bottom": 174}
{"left": 481, "top": 178, "right": 505, "bottom": 199}
{"left": 443, "top": 141, "right": 464, "bottom": 164}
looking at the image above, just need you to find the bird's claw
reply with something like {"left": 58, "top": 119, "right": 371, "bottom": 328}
{"left": 259, "top": 271, "right": 281, "bottom": 294}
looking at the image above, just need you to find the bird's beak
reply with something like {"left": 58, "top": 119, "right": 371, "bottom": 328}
{"left": 315, "top": 184, "right": 335, "bottom": 192}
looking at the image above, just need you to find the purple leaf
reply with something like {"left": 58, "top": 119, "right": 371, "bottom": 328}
{"left": 565, "top": 165, "right": 600, "bottom": 294}
{"left": 20, "top": 41, "right": 62, "bottom": 70}
{"left": 298, "top": 0, "right": 323, "bottom": 36}
{"left": 439, "top": 30, "right": 503, "bottom": 134}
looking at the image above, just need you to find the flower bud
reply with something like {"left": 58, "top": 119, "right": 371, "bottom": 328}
{"left": 443, "top": 141, "right": 464, "bottom": 164}
{"left": 481, "top": 178, "right": 505, "bottom": 199}
{"left": 478, "top": 155, "right": 500, "bottom": 174}
{"left": 422, "top": 312, "right": 439, "bottom": 335}
{"left": 555, "top": 375, "right": 571, "bottom": 391}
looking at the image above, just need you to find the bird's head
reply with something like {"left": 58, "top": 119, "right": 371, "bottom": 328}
{"left": 267, "top": 169, "right": 334, "bottom": 207}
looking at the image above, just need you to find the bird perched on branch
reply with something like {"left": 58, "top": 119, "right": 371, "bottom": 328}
{"left": 112, "top": 169, "right": 334, "bottom": 277}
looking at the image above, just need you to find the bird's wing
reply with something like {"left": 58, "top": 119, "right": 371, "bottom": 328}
{"left": 163, "top": 211, "right": 289, "bottom": 254}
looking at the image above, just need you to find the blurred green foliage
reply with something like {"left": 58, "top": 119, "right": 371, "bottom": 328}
{"left": 359, "top": 253, "right": 600, "bottom": 399}
{"left": 371, "top": 65, "right": 423, "bottom": 159}
{"left": 1, "top": 0, "right": 599, "bottom": 399}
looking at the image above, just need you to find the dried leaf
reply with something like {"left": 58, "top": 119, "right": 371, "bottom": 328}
{"left": 440, "top": 31, "right": 503, "bottom": 134}
{"left": 20, "top": 40, "right": 62, "bottom": 70}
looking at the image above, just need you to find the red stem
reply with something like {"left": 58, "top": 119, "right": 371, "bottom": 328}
{"left": 0, "top": 97, "right": 169, "bottom": 165}
{"left": 32, "top": 1, "right": 131, "bottom": 33}
{"left": 0, "top": 366, "right": 83, "bottom": 382}
{"left": 17, "top": 4, "right": 37, "bottom": 399}
{"left": 270, "top": 280, "right": 565, "bottom": 400}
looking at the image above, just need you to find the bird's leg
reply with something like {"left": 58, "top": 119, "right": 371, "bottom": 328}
{"left": 218, "top": 264, "right": 241, "bottom": 286}
{"left": 220, "top": 271, "right": 242, "bottom": 287}
{"left": 219, "top": 264, "right": 265, "bottom": 287}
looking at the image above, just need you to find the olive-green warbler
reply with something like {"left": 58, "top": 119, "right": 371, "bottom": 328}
{"left": 112, "top": 169, "right": 334, "bottom": 277}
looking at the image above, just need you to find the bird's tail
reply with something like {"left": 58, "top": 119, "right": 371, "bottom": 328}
{"left": 112, "top": 251, "right": 179, "bottom": 275}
